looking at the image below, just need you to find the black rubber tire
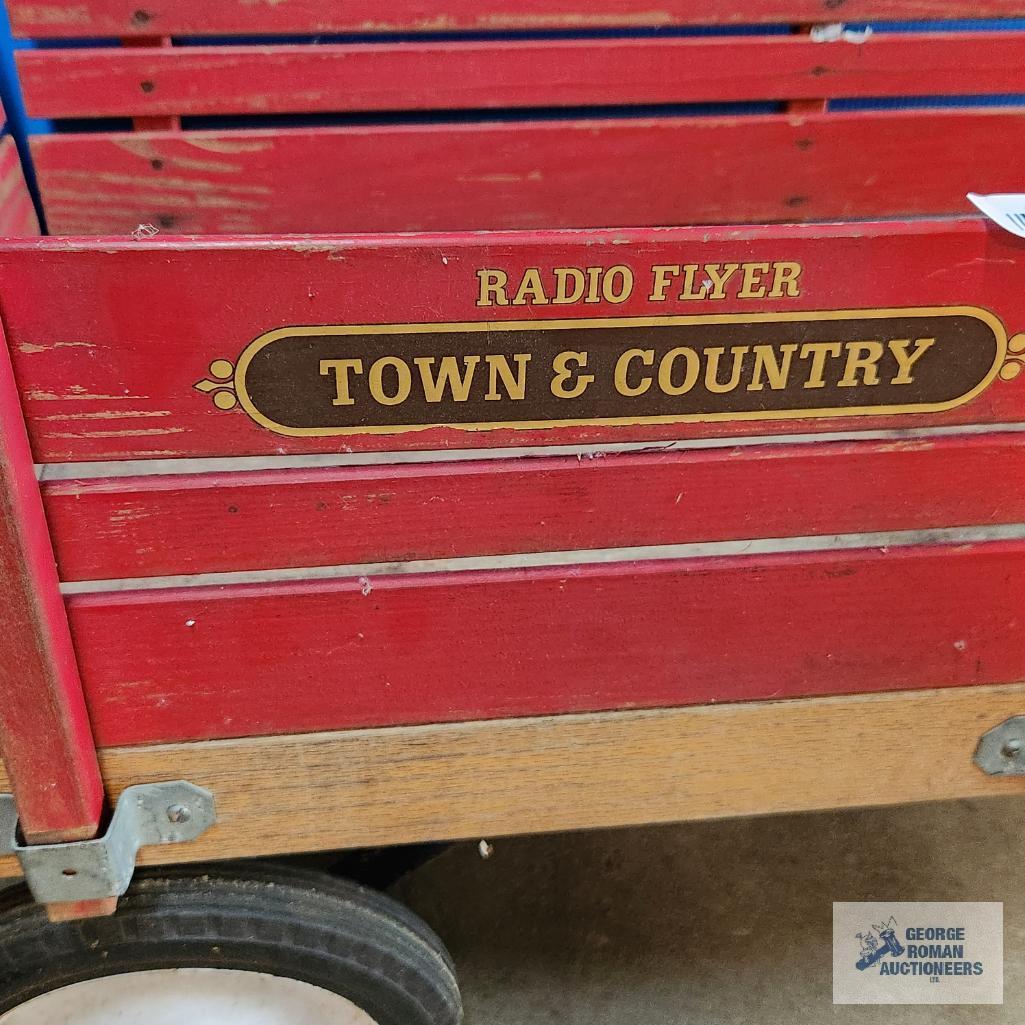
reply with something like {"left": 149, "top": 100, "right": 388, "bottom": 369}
{"left": 0, "top": 862, "right": 462, "bottom": 1024}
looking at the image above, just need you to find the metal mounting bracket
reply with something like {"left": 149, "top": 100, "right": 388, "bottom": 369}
{"left": 0, "top": 781, "right": 216, "bottom": 904}
{"left": 974, "top": 716, "right": 1025, "bottom": 776}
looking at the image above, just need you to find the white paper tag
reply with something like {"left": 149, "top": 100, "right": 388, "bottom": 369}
{"left": 967, "top": 193, "right": 1025, "bottom": 238}
{"left": 833, "top": 902, "right": 1003, "bottom": 1004}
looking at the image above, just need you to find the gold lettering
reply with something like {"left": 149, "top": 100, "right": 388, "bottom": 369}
{"left": 658, "top": 347, "right": 700, "bottom": 396}
{"left": 888, "top": 337, "right": 936, "bottom": 384}
{"left": 738, "top": 262, "right": 770, "bottom": 299}
{"left": 768, "top": 262, "right": 802, "bottom": 298}
{"left": 320, "top": 358, "right": 364, "bottom": 406}
{"left": 649, "top": 265, "right": 680, "bottom": 302}
{"left": 799, "top": 342, "right": 844, "bottom": 389}
{"left": 678, "top": 265, "right": 706, "bottom": 301}
{"left": 704, "top": 346, "right": 750, "bottom": 394}
{"left": 838, "top": 341, "right": 884, "bottom": 388}
{"left": 551, "top": 351, "right": 594, "bottom": 398}
{"left": 414, "top": 356, "right": 481, "bottom": 402}
{"left": 602, "top": 265, "right": 634, "bottom": 304}
{"left": 512, "top": 268, "right": 549, "bottom": 306}
{"left": 614, "top": 348, "right": 654, "bottom": 396}
{"left": 704, "top": 263, "right": 740, "bottom": 300}
{"left": 553, "top": 268, "right": 586, "bottom": 305}
{"left": 476, "top": 269, "right": 509, "bottom": 307}
{"left": 484, "top": 354, "right": 531, "bottom": 401}
{"left": 585, "top": 267, "right": 602, "bottom": 303}
{"left": 368, "top": 356, "right": 412, "bottom": 406}
{"left": 747, "top": 344, "right": 797, "bottom": 391}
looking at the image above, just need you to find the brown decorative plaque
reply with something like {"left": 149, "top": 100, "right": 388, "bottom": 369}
{"left": 195, "top": 308, "right": 1013, "bottom": 437}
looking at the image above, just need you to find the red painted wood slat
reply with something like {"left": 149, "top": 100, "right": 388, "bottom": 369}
{"left": 0, "top": 322, "right": 103, "bottom": 842}
{"left": 2, "top": 220, "right": 1024, "bottom": 463}
{"left": 121, "top": 35, "right": 181, "bottom": 133}
{"left": 0, "top": 137, "right": 38, "bottom": 238}
{"left": 43, "top": 433, "right": 1025, "bottom": 582}
{"left": 19, "top": 33, "right": 1025, "bottom": 119}
{"left": 10, "top": 0, "right": 1025, "bottom": 38}
{"left": 67, "top": 539, "right": 1025, "bottom": 746}
{"left": 30, "top": 109, "right": 1025, "bottom": 237}
{"left": 0, "top": 198, "right": 40, "bottom": 239}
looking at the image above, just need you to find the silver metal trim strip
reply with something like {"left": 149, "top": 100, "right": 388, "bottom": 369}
{"left": 60, "top": 523, "right": 1025, "bottom": 596}
{"left": 37, "top": 423, "right": 1025, "bottom": 481}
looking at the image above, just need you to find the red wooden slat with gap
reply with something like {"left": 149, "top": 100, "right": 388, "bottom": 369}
{"left": 18, "top": 32, "right": 1025, "bottom": 119}
{"left": 43, "top": 433, "right": 1025, "bottom": 582}
{"left": 29, "top": 109, "right": 1025, "bottom": 237}
{"left": 67, "top": 540, "right": 1025, "bottom": 747}
{"left": 0, "top": 323, "right": 103, "bottom": 843}
{"left": 785, "top": 23, "right": 828, "bottom": 115}
{"left": 121, "top": 35, "right": 181, "bottom": 133}
{"left": 10, "top": 0, "right": 1025, "bottom": 37}
{"left": 2, "top": 220, "right": 1024, "bottom": 463}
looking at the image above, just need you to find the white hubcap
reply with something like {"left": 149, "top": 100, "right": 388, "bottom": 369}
{"left": 0, "top": 968, "right": 381, "bottom": 1025}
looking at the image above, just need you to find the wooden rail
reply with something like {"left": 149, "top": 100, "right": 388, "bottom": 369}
{"left": 2, "top": 684, "right": 1024, "bottom": 875}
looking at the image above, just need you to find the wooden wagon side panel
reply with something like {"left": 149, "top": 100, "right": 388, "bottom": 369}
{"left": 0, "top": 220, "right": 1022, "bottom": 871}
{"left": 3, "top": 221, "right": 1025, "bottom": 463}
{"left": 3, "top": 0, "right": 1025, "bottom": 896}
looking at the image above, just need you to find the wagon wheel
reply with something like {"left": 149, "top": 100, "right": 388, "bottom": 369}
{"left": 0, "top": 863, "right": 462, "bottom": 1025}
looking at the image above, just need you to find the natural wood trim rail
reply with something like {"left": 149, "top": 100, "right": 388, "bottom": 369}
{"left": 2, "top": 684, "right": 1024, "bottom": 877}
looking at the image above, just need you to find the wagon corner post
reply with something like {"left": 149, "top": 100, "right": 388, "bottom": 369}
{"left": 0, "top": 315, "right": 109, "bottom": 919}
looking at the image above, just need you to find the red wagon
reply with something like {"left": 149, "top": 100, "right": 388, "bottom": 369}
{"left": 1, "top": 2, "right": 1025, "bottom": 1020}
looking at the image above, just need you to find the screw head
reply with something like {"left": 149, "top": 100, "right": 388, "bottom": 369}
{"left": 166, "top": 804, "right": 192, "bottom": 825}
{"left": 1001, "top": 739, "right": 1023, "bottom": 761}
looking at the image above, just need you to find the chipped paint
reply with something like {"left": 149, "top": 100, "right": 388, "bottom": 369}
{"left": 50, "top": 170, "right": 273, "bottom": 197}
{"left": 18, "top": 340, "right": 96, "bottom": 354}
{"left": 186, "top": 138, "right": 274, "bottom": 155}
{"left": 37, "top": 410, "right": 173, "bottom": 421}
{"left": 108, "top": 506, "right": 152, "bottom": 524}
{"left": 12, "top": 3, "right": 91, "bottom": 27}
{"left": 48, "top": 428, "right": 187, "bottom": 439}
{"left": 480, "top": 11, "right": 676, "bottom": 29}
{"left": 456, "top": 171, "right": 544, "bottom": 184}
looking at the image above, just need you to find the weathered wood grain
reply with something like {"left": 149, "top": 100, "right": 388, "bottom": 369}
{"left": 19, "top": 33, "right": 1025, "bottom": 119}
{"left": 2, "top": 683, "right": 1023, "bottom": 877}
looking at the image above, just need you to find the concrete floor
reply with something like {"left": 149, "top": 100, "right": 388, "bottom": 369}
{"left": 398, "top": 796, "right": 1025, "bottom": 1023}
